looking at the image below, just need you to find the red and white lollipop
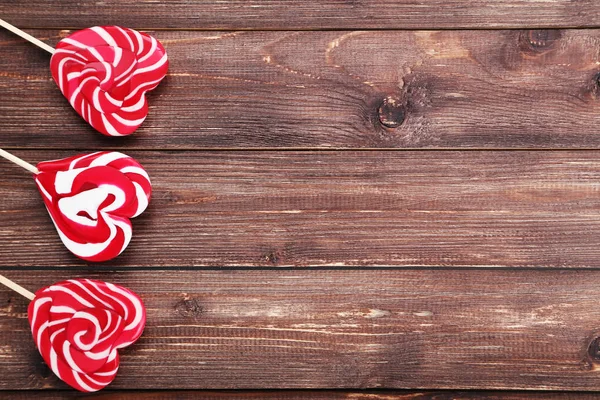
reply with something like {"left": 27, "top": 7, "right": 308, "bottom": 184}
{"left": 0, "top": 19, "right": 168, "bottom": 136}
{"left": 0, "top": 149, "right": 151, "bottom": 262}
{"left": 0, "top": 275, "right": 145, "bottom": 392}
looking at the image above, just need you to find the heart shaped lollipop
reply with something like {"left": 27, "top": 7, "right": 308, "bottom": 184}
{"left": 0, "top": 19, "right": 168, "bottom": 136}
{"left": 34, "top": 151, "right": 152, "bottom": 262}
{"left": 50, "top": 26, "right": 169, "bottom": 136}
{"left": 0, "top": 275, "right": 146, "bottom": 392}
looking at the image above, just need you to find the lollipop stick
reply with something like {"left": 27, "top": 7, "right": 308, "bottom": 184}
{"left": 0, "top": 18, "right": 55, "bottom": 55}
{"left": 0, "top": 275, "right": 35, "bottom": 300}
{"left": 0, "top": 148, "right": 39, "bottom": 174}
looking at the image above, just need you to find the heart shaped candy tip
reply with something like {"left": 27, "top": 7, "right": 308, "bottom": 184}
{"left": 50, "top": 26, "right": 169, "bottom": 136}
{"left": 34, "top": 152, "right": 152, "bottom": 262}
{"left": 28, "top": 279, "right": 146, "bottom": 392}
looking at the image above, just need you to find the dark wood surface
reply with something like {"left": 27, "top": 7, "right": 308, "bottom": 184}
{"left": 2, "top": 1, "right": 600, "bottom": 30}
{"left": 4, "top": 270, "right": 600, "bottom": 391}
{"left": 4, "top": 390, "right": 600, "bottom": 399}
{"left": 3, "top": 1, "right": 600, "bottom": 398}
{"left": 4, "top": 29, "right": 600, "bottom": 150}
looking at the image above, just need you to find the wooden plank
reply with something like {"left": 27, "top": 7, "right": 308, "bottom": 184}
{"left": 3, "top": 29, "right": 600, "bottom": 150}
{"left": 2, "top": 1, "right": 600, "bottom": 30}
{"left": 3, "top": 150, "right": 600, "bottom": 267}
{"left": 3, "top": 269, "right": 600, "bottom": 390}
{"left": 2, "top": 390, "right": 598, "bottom": 399}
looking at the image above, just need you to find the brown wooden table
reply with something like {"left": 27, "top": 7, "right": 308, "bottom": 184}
{"left": 2, "top": 1, "right": 600, "bottom": 398}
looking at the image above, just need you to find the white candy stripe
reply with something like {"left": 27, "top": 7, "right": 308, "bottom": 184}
{"left": 132, "top": 29, "right": 144, "bottom": 55}
{"left": 81, "top": 98, "right": 87, "bottom": 121}
{"left": 84, "top": 347, "right": 111, "bottom": 360}
{"left": 30, "top": 297, "right": 52, "bottom": 334}
{"left": 112, "top": 47, "right": 122, "bottom": 67}
{"left": 50, "top": 306, "right": 76, "bottom": 314}
{"left": 50, "top": 347, "right": 60, "bottom": 379}
{"left": 92, "top": 87, "right": 104, "bottom": 113}
{"left": 114, "top": 58, "right": 137, "bottom": 84}
{"left": 37, "top": 321, "right": 49, "bottom": 350}
{"left": 99, "top": 185, "right": 126, "bottom": 213}
{"left": 72, "top": 311, "right": 102, "bottom": 350}
{"left": 54, "top": 168, "right": 84, "bottom": 194}
{"left": 87, "top": 46, "right": 105, "bottom": 63}
{"left": 106, "top": 92, "right": 123, "bottom": 107}
{"left": 105, "top": 282, "right": 143, "bottom": 332}
{"left": 101, "top": 113, "right": 124, "bottom": 136}
{"left": 82, "top": 370, "right": 114, "bottom": 386}
{"left": 116, "top": 26, "right": 135, "bottom": 52}
{"left": 94, "top": 365, "right": 119, "bottom": 377}
{"left": 36, "top": 178, "right": 52, "bottom": 201}
{"left": 49, "top": 318, "right": 72, "bottom": 327}
{"left": 130, "top": 53, "right": 168, "bottom": 78}
{"left": 57, "top": 55, "right": 86, "bottom": 88}
{"left": 60, "top": 38, "right": 88, "bottom": 49}
{"left": 120, "top": 96, "right": 145, "bottom": 112}
{"left": 67, "top": 71, "right": 81, "bottom": 81}
{"left": 48, "top": 286, "right": 95, "bottom": 308}
{"left": 132, "top": 182, "right": 149, "bottom": 217}
{"left": 50, "top": 327, "right": 65, "bottom": 343}
{"left": 53, "top": 210, "right": 117, "bottom": 258}
{"left": 120, "top": 166, "right": 151, "bottom": 182}
{"left": 114, "top": 217, "right": 133, "bottom": 255}
{"left": 63, "top": 341, "right": 84, "bottom": 374}
{"left": 112, "top": 113, "right": 146, "bottom": 127}
{"left": 57, "top": 57, "right": 73, "bottom": 91}
{"left": 92, "top": 281, "right": 130, "bottom": 322}
{"left": 90, "top": 26, "right": 118, "bottom": 48}
{"left": 69, "top": 76, "right": 97, "bottom": 108}
{"left": 103, "top": 309, "right": 112, "bottom": 331}
{"left": 89, "top": 152, "right": 128, "bottom": 167}
{"left": 124, "top": 75, "right": 166, "bottom": 101}
{"left": 100, "top": 62, "right": 112, "bottom": 86}
{"left": 70, "top": 279, "right": 114, "bottom": 311}
{"left": 69, "top": 152, "right": 99, "bottom": 170}
{"left": 72, "top": 370, "right": 96, "bottom": 392}
{"left": 96, "top": 316, "right": 122, "bottom": 345}
{"left": 137, "top": 36, "right": 157, "bottom": 64}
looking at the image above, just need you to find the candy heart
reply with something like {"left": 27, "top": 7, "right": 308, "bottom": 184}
{"left": 50, "top": 26, "right": 168, "bottom": 136}
{"left": 28, "top": 279, "right": 145, "bottom": 392}
{"left": 34, "top": 152, "right": 152, "bottom": 262}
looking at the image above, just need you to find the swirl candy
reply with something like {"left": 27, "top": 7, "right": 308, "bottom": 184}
{"left": 50, "top": 26, "right": 168, "bottom": 136}
{"left": 34, "top": 152, "right": 152, "bottom": 262}
{"left": 28, "top": 279, "right": 146, "bottom": 392}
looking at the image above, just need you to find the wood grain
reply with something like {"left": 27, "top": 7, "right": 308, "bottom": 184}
{"left": 3, "top": 390, "right": 599, "bottom": 399}
{"left": 3, "top": 270, "right": 600, "bottom": 390}
{"left": 3, "top": 150, "right": 600, "bottom": 268}
{"left": 1, "top": 1, "right": 600, "bottom": 30}
{"left": 3, "top": 29, "right": 600, "bottom": 150}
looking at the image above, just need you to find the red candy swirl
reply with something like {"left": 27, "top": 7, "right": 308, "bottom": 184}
{"left": 50, "top": 26, "right": 168, "bottom": 136}
{"left": 35, "top": 152, "right": 152, "bottom": 262}
{"left": 28, "top": 279, "right": 146, "bottom": 392}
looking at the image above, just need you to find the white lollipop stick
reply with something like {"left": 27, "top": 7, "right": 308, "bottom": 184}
{"left": 0, "top": 148, "right": 39, "bottom": 174}
{"left": 0, "top": 18, "right": 55, "bottom": 55}
{"left": 0, "top": 274, "right": 35, "bottom": 300}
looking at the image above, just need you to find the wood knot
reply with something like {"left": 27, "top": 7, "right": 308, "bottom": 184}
{"left": 587, "top": 336, "right": 600, "bottom": 363}
{"left": 594, "top": 73, "right": 600, "bottom": 91}
{"left": 262, "top": 250, "right": 283, "bottom": 265}
{"left": 378, "top": 95, "right": 405, "bottom": 128}
{"left": 520, "top": 29, "right": 562, "bottom": 54}
{"left": 175, "top": 294, "right": 202, "bottom": 318}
